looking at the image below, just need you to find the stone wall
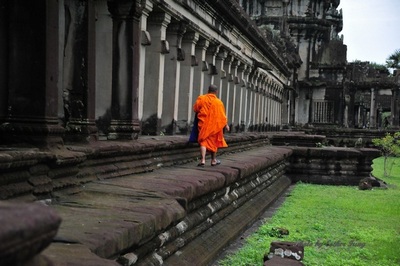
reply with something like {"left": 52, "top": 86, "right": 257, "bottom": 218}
{"left": 287, "top": 146, "right": 380, "bottom": 185}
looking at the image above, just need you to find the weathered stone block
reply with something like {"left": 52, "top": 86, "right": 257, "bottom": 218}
{"left": 0, "top": 202, "right": 61, "bottom": 265}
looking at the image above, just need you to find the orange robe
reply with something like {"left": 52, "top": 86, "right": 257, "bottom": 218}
{"left": 193, "top": 93, "right": 228, "bottom": 153}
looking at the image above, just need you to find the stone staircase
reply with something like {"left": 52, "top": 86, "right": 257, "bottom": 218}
{"left": 0, "top": 132, "right": 380, "bottom": 266}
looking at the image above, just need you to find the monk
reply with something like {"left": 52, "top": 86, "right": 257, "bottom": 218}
{"left": 193, "top": 84, "right": 230, "bottom": 166}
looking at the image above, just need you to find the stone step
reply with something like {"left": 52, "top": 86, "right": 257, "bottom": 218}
{"left": 34, "top": 146, "right": 292, "bottom": 265}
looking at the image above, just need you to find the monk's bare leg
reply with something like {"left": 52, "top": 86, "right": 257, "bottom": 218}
{"left": 211, "top": 152, "right": 217, "bottom": 165}
{"left": 200, "top": 146, "right": 207, "bottom": 164}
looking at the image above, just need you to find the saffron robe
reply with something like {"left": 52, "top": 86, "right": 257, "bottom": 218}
{"left": 193, "top": 93, "right": 228, "bottom": 152}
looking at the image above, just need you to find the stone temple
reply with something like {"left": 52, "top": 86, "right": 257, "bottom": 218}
{"left": 0, "top": 0, "right": 398, "bottom": 265}
{"left": 0, "top": 0, "right": 399, "bottom": 145}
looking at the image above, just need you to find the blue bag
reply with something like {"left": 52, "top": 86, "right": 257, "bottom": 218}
{"left": 189, "top": 113, "right": 199, "bottom": 143}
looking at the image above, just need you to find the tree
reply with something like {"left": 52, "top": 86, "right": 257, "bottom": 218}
{"left": 372, "top": 132, "right": 400, "bottom": 177}
{"left": 386, "top": 49, "right": 400, "bottom": 70}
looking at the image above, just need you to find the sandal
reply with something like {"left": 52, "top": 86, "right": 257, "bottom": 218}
{"left": 197, "top": 162, "right": 205, "bottom": 167}
{"left": 211, "top": 159, "right": 221, "bottom": 166}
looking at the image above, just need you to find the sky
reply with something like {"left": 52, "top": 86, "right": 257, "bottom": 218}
{"left": 338, "top": 0, "right": 400, "bottom": 65}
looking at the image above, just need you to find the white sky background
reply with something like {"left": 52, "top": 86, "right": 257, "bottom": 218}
{"left": 338, "top": 0, "right": 400, "bottom": 65}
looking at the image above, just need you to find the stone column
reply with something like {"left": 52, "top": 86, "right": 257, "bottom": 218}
{"left": 254, "top": 77, "right": 261, "bottom": 128}
{"left": 163, "top": 21, "right": 187, "bottom": 135}
{"left": 63, "top": 0, "right": 98, "bottom": 143}
{"left": 0, "top": 1, "right": 64, "bottom": 147}
{"left": 272, "top": 86, "right": 277, "bottom": 127}
{"left": 259, "top": 77, "right": 267, "bottom": 127}
{"left": 142, "top": 12, "right": 171, "bottom": 135}
{"left": 244, "top": 67, "right": 252, "bottom": 131}
{"left": 238, "top": 65, "right": 249, "bottom": 131}
{"left": 369, "top": 88, "right": 376, "bottom": 128}
{"left": 243, "top": 67, "right": 251, "bottom": 130}
{"left": 214, "top": 48, "right": 227, "bottom": 101}
{"left": 264, "top": 84, "right": 269, "bottom": 130}
{"left": 179, "top": 31, "right": 199, "bottom": 131}
{"left": 260, "top": 84, "right": 266, "bottom": 130}
{"left": 264, "top": 81, "right": 269, "bottom": 128}
{"left": 269, "top": 86, "right": 274, "bottom": 128}
{"left": 343, "top": 93, "right": 349, "bottom": 128}
{"left": 222, "top": 54, "right": 233, "bottom": 120}
{"left": 193, "top": 38, "right": 209, "bottom": 100}
{"left": 281, "top": 84, "right": 289, "bottom": 126}
{"left": 277, "top": 88, "right": 283, "bottom": 129}
{"left": 205, "top": 44, "right": 220, "bottom": 87}
{"left": 107, "top": 0, "right": 143, "bottom": 140}
{"left": 231, "top": 59, "right": 240, "bottom": 129}
{"left": 250, "top": 73, "right": 256, "bottom": 128}
{"left": 348, "top": 88, "right": 356, "bottom": 128}
{"left": 138, "top": 0, "right": 153, "bottom": 122}
{"left": 0, "top": 0, "right": 7, "bottom": 123}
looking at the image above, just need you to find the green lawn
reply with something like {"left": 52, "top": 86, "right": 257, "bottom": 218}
{"left": 218, "top": 157, "right": 400, "bottom": 266}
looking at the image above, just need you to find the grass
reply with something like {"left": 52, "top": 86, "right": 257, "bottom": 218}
{"left": 217, "top": 157, "right": 400, "bottom": 266}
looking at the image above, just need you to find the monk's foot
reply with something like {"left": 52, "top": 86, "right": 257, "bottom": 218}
{"left": 211, "top": 159, "right": 221, "bottom": 166}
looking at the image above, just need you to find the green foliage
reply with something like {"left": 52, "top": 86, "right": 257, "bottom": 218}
{"left": 372, "top": 132, "right": 400, "bottom": 157}
{"left": 386, "top": 49, "right": 400, "bottom": 69}
{"left": 369, "top": 62, "right": 390, "bottom": 74}
{"left": 372, "top": 132, "right": 400, "bottom": 176}
{"left": 217, "top": 158, "right": 400, "bottom": 266}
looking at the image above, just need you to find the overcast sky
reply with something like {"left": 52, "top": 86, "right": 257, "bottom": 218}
{"left": 338, "top": 0, "right": 400, "bottom": 65}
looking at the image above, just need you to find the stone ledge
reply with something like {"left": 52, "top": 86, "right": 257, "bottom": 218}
{"left": 0, "top": 133, "right": 271, "bottom": 200}
{"left": 30, "top": 146, "right": 292, "bottom": 265}
{"left": 287, "top": 146, "right": 381, "bottom": 185}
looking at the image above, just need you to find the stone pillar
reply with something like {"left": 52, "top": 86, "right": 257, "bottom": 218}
{"left": 0, "top": 0, "right": 7, "bottom": 123}
{"left": 259, "top": 78, "right": 267, "bottom": 127}
{"left": 277, "top": 88, "right": 282, "bottom": 128}
{"left": 205, "top": 44, "right": 220, "bottom": 87}
{"left": 142, "top": 12, "right": 171, "bottom": 135}
{"left": 215, "top": 49, "right": 227, "bottom": 105}
{"left": 231, "top": 59, "right": 240, "bottom": 129}
{"left": 192, "top": 38, "right": 209, "bottom": 100}
{"left": 272, "top": 87, "right": 276, "bottom": 129}
{"left": 254, "top": 75, "right": 262, "bottom": 130}
{"left": 238, "top": 65, "right": 248, "bottom": 131}
{"left": 138, "top": 0, "right": 153, "bottom": 122}
{"left": 251, "top": 73, "right": 259, "bottom": 129}
{"left": 179, "top": 31, "right": 199, "bottom": 131}
{"left": 260, "top": 85, "right": 266, "bottom": 130}
{"left": 348, "top": 88, "right": 356, "bottom": 128}
{"left": 163, "top": 21, "right": 187, "bottom": 135}
{"left": 223, "top": 54, "right": 233, "bottom": 120}
{"left": 264, "top": 85, "right": 269, "bottom": 129}
{"left": 343, "top": 91, "right": 349, "bottom": 128}
{"left": 0, "top": 1, "right": 64, "bottom": 147}
{"left": 281, "top": 84, "right": 289, "bottom": 126}
{"left": 243, "top": 67, "right": 251, "bottom": 130}
{"left": 369, "top": 88, "right": 376, "bottom": 128}
{"left": 270, "top": 86, "right": 274, "bottom": 128}
{"left": 63, "top": 0, "right": 98, "bottom": 143}
{"left": 107, "top": 0, "right": 143, "bottom": 140}
{"left": 265, "top": 80, "right": 272, "bottom": 130}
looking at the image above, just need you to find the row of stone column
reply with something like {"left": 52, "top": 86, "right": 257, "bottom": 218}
{"left": 345, "top": 87, "right": 400, "bottom": 129}
{"left": 0, "top": 0, "right": 285, "bottom": 146}
{"left": 138, "top": 3, "right": 284, "bottom": 136}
